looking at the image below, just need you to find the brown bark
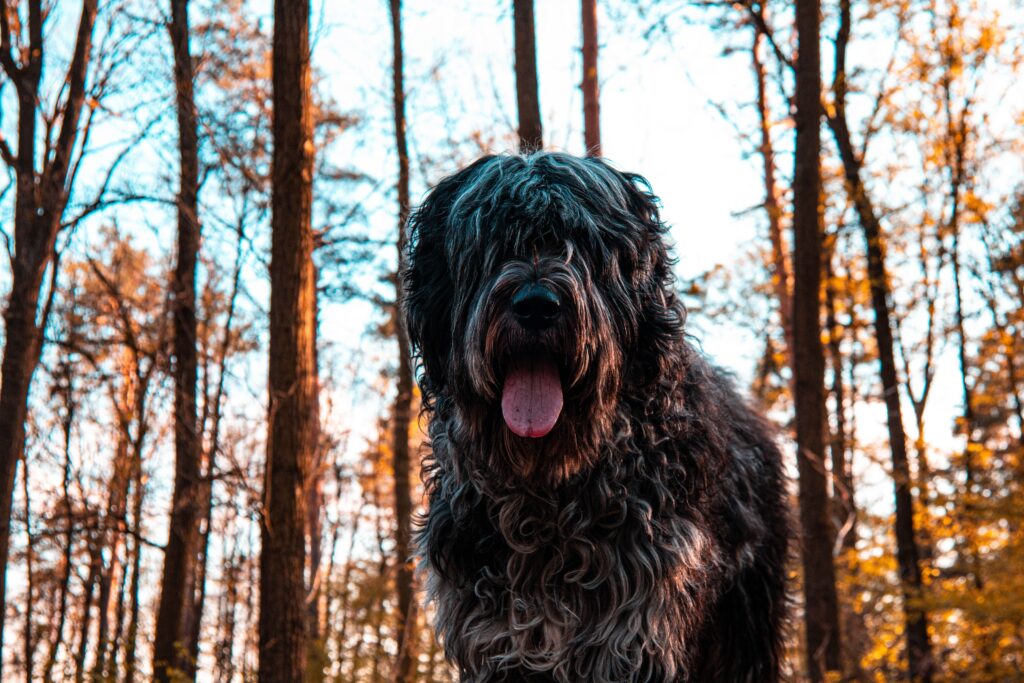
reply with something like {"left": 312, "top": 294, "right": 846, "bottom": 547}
{"left": 260, "top": 0, "right": 316, "bottom": 679}
{"left": 792, "top": 0, "right": 843, "bottom": 678}
{"left": 0, "top": 3, "right": 98, "bottom": 671}
{"left": 513, "top": 0, "right": 543, "bottom": 152}
{"left": 153, "top": 1, "right": 203, "bottom": 679}
{"left": 389, "top": 1, "right": 418, "bottom": 681}
{"left": 581, "top": 0, "right": 601, "bottom": 156}
{"left": 827, "top": 0, "right": 934, "bottom": 677}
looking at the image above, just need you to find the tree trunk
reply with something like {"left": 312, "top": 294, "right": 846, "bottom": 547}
{"left": 0, "top": 3, "right": 98, "bottom": 669}
{"left": 751, "top": 27, "right": 793, "bottom": 364}
{"left": 74, "top": 541, "right": 101, "bottom": 683}
{"left": 306, "top": 272, "right": 325, "bottom": 679}
{"left": 333, "top": 492, "right": 366, "bottom": 678}
{"left": 22, "top": 460, "right": 35, "bottom": 683}
{"left": 215, "top": 534, "right": 240, "bottom": 683}
{"left": 260, "top": 0, "right": 316, "bottom": 679}
{"left": 513, "top": 0, "right": 542, "bottom": 152}
{"left": 42, "top": 381, "right": 76, "bottom": 683}
{"left": 581, "top": 0, "right": 601, "bottom": 156}
{"left": 189, "top": 217, "right": 244, "bottom": 677}
{"left": 122, "top": 449, "right": 145, "bottom": 683}
{"left": 389, "top": 1, "right": 418, "bottom": 681}
{"left": 792, "top": 0, "right": 843, "bottom": 678}
{"left": 827, "top": 2, "right": 933, "bottom": 677}
{"left": 824, "top": 232, "right": 872, "bottom": 680}
{"left": 153, "top": 1, "right": 203, "bottom": 679}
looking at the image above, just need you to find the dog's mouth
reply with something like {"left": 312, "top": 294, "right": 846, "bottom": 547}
{"left": 500, "top": 356, "right": 563, "bottom": 438}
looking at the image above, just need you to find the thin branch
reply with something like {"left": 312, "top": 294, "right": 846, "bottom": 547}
{"left": 0, "top": 131, "right": 15, "bottom": 167}
{"left": 740, "top": 0, "right": 793, "bottom": 70}
{"left": 0, "top": 0, "right": 20, "bottom": 81}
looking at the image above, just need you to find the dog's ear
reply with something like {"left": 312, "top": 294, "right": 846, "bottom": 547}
{"left": 598, "top": 163, "right": 686, "bottom": 375}
{"left": 403, "top": 160, "right": 494, "bottom": 397}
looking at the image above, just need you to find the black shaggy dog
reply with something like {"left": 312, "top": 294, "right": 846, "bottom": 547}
{"left": 402, "top": 152, "right": 790, "bottom": 683}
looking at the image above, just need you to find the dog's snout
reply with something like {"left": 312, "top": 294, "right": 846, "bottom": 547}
{"left": 512, "top": 284, "right": 560, "bottom": 330}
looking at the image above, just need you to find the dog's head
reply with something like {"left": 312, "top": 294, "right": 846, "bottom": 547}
{"left": 403, "top": 152, "right": 682, "bottom": 483}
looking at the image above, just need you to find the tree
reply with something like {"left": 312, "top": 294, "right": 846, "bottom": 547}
{"left": 0, "top": 1, "right": 98, "bottom": 671}
{"left": 153, "top": 1, "right": 204, "bottom": 679}
{"left": 259, "top": 0, "right": 316, "bottom": 679}
{"left": 581, "top": 0, "right": 601, "bottom": 156}
{"left": 826, "top": 0, "right": 934, "bottom": 677}
{"left": 791, "top": 0, "right": 843, "bottom": 678}
{"left": 513, "top": 0, "right": 542, "bottom": 152}
{"left": 388, "top": 1, "right": 418, "bottom": 681}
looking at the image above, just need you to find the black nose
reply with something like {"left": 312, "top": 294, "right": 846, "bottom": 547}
{"left": 512, "top": 283, "right": 560, "bottom": 330}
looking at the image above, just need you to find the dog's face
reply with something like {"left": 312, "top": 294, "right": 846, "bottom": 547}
{"left": 403, "top": 153, "right": 680, "bottom": 483}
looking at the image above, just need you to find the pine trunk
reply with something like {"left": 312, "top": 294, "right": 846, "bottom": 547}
{"left": 153, "top": 1, "right": 203, "bottom": 679}
{"left": 513, "top": 0, "right": 543, "bottom": 152}
{"left": 0, "top": 3, "right": 98, "bottom": 672}
{"left": 793, "top": 0, "right": 843, "bottom": 678}
{"left": 390, "top": 1, "right": 418, "bottom": 681}
{"left": 260, "top": 0, "right": 316, "bottom": 679}
{"left": 581, "top": 0, "right": 601, "bottom": 156}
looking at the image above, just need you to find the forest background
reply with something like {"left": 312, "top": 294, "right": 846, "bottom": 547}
{"left": 1, "top": 0, "right": 1023, "bottom": 681}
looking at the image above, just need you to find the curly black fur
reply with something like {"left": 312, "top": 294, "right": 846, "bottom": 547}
{"left": 402, "top": 152, "right": 791, "bottom": 682}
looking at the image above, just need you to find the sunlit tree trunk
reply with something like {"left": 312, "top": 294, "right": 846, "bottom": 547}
{"left": 306, "top": 276, "right": 326, "bottom": 680}
{"left": 260, "top": 0, "right": 316, "bottom": 679}
{"left": 792, "top": 0, "right": 843, "bottom": 677}
{"left": 581, "top": 0, "right": 600, "bottom": 156}
{"left": 389, "top": 2, "right": 418, "bottom": 681}
{"left": 513, "top": 0, "right": 542, "bottom": 151}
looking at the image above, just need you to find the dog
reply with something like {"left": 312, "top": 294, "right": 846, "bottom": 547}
{"left": 402, "top": 152, "right": 790, "bottom": 682}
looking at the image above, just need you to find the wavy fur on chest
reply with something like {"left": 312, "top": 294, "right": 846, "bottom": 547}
{"left": 419, "top": 349, "right": 783, "bottom": 683}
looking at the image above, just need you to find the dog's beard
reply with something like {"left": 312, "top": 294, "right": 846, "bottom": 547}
{"left": 453, "top": 255, "right": 624, "bottom": 487}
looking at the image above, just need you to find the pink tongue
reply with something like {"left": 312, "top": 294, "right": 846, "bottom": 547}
{"left": 501, "top": 358, "right": 563, "bottom": 438}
